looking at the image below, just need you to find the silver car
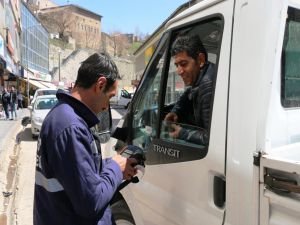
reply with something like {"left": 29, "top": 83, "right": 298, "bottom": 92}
{"left": 31, "top": 95, "right": 58, "bottom": 138}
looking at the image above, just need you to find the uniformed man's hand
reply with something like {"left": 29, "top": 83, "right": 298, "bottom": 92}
{"left": 112, "top": 154, "right": 138, "bottom": 180}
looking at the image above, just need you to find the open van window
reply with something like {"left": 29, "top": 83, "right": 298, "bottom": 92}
{"left": 129, "top": 17, "right": 223, "bottom": 164}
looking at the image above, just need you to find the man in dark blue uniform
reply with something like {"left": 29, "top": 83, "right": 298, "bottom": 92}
{"left": 34, "top": 52, "right": 137, "bottom": 225}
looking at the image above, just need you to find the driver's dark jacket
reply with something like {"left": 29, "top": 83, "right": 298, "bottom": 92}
{"left": 34, "top": 90, "right": 122, "bottom": 225}
{"left": 171, "top": 62, "right": 215, "bottom": 145}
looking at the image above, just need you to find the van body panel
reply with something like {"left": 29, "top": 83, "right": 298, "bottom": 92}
{"left": 122, "top": 0, "right": 234, "bottom": 224}
{"left": 109, "top": 0, "right": 300, "bottom": 224}
{"left": 260, "top": 145, "right": 300, "bottom": 225}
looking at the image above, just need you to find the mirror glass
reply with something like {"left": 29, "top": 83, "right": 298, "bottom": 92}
{"left": 93, "top": 108, "right": 112, "bottom": 143}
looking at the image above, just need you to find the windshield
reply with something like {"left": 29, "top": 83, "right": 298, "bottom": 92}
{"left": 35, "top": 97, "right": 58, "bottom": 110}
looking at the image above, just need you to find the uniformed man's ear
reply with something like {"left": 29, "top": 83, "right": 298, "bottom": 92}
{"left": 199, "top": 53, "right": 206, "bottom": 68}
{"left": 97, "top": 76, "right": 107, "bottom": 91}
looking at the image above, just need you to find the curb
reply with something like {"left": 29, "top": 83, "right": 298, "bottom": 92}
{"left": 0, "top": 113, "right": 28, "bottom": 225}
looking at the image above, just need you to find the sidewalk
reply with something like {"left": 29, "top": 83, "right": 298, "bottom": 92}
{"left": 0, "top": 108, "right": 29, "bottom": 153}
{"left": 0, "top": 108, "right": 30, "bottom": 225}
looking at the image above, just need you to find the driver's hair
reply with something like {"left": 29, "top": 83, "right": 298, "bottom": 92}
{"left": 171, "top": 35, "right": 207, "bottom": 61}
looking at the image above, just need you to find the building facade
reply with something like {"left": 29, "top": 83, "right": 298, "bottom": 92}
{"left": 0, "top": 0, "right": 22, "bottom": 91}
{"left": 21, "top": 2, "right": 49, "bottom": 74}
{"left": 38, "top": 4, "right": 102, "bottom": 50}
{"left": 21, "top": 1, "right": 52, "bottom": 103}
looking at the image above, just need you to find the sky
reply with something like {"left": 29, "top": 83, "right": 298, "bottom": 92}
{"left": 53, "top": 0, "right": 188, "bottom": 35}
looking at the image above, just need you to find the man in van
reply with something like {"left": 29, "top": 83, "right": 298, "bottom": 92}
{"left": 164, "top": 34, "right": 215, "bottom": 146}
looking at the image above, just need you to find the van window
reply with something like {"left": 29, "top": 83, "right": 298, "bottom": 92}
{"left": 131, "top": 17, "right": 224, "bottom": 158}
{"left": 160, "top": 18, "right": 223, "bottom": 150}
{"left": 281, "top": 7, "right": 300, "bottom": 107}
{"left": 131, "top": 34, "right": 168, "bottom": 149}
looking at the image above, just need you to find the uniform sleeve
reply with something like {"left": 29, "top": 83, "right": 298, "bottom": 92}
{"left": 48, "top": 125, "right": 123, "bottom": 219}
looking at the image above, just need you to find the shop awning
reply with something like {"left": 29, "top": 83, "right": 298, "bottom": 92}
{"left": 39, "top": 81, "right": 57, "bottom": 89}
{"left": 28, "top": 79, "right": 48, "bottom": 89}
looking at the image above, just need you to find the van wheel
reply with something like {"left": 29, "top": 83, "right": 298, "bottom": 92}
{"left": 111, "top": 200, "right": 135, "bottom": 225}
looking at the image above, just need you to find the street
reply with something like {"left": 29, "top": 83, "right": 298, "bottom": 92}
{"left": 0, "top": 106, "right": 126, "bottom": 225}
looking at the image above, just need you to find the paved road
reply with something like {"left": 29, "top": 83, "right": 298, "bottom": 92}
{"left": 111, "top": 105, "right": 126, "bottom": 127}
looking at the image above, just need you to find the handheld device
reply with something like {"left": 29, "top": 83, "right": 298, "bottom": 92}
{"left": 117, "top": 145, "right": 146, "bottom": 190}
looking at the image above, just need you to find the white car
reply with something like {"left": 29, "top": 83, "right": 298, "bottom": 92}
{"left": 30, "top": 88, "right": 57, "bottom": 106}
{"left": 31, "top": 95, "right": 58, "bottom": 138}
{"left": 110, "top": 89, "right": 134, "bottom": 109}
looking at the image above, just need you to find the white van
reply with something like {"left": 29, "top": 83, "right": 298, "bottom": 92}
{"left": 108, "top": 0, "right": 300, "bottom": 224}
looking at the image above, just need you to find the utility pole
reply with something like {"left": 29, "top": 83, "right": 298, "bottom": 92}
{"left": 58, "top": 50, "right": 61, "bottom": 82}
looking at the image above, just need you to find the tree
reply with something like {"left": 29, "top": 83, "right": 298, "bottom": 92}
{"left": 110, "top": 32, "right": 130, "bottom": 57}
{"left": 38, "top": 8, "right": 74, "bottom": 43}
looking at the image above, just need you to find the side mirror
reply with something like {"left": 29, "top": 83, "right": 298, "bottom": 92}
{"left": 94, "top": 106, "right": 113, "bottom": 143}
{"left": 30, "top": 96, "right": 33, "bottom": 100}
{"left": 28, "top": 105, "right": 33, "bottom": 111}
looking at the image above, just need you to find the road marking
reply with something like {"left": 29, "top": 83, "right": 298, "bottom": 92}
{"left": 111, "top": 109, "right": 123, "bottom": 119}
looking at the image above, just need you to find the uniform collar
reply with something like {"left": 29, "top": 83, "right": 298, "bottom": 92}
{"left": 56, "top": 89, "right": 99, "bottom": 128}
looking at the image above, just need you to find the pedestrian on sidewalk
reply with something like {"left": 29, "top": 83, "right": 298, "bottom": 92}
{"left": 1, "top": 87, "right": 10, "bottom": 120}
{"left": 34, "top": 52, "right": 137, "bottom": 225}
{"left": 17, "top": 90, "right": 23, "bottom": 110}
{"left": 9, "top": 86, "right": 17, "bottom": 120}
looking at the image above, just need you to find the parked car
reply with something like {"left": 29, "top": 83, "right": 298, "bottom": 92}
{"left": 110, "top": 89, "right": 134, "bottom": 109}
{"left": 30, "top": 88, "right": 57, "bottom": 106}
{"left": 31, "top": 95, "right": 58, "bottom": 138}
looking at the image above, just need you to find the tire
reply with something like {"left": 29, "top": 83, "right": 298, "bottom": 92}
{"left": 111, "top": 200, "right": 135, "bottom": 225}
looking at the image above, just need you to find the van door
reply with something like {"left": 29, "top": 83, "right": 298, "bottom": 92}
{"left": 122, "top": 1, "right": 234, "bottom": 224}
{"left": 260, "top": 4, "right": 300, "bottom": 224}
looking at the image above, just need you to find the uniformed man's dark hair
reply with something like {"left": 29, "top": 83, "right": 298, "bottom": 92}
{"left": 171, "top": 35, "right": 207, "bottom": 61}
{"left": 75, "top": 52, "right": 121, "bottom": 91}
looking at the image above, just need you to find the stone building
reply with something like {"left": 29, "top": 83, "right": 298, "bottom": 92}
{"left": 101, "top": 32, "right": 115, "bottom": 57}
{"left": 51, "top": 49, "right": 134, "bottom": 91}
{"left": 37, "top": 4, "right": 102, "bottom": 50}
{"left": 114, "top": 57, "right": 135, "bottom": 92}
{"left": 25, "top": 0, "right": 57, "bottom": 10}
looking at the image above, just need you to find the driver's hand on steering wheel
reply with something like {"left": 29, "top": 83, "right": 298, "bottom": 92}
{"left": 164, "top": 112, "right": 178, "bottom": 123}
{"left": 169, "top": 123, "right": 182, "bottom": 139}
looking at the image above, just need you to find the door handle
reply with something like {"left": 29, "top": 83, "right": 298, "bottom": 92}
{"left": 264, "top": 174, "right": 300, "bottom": 194}
{"left": 213, "top": 176, "right": 226, "bottom": 208}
